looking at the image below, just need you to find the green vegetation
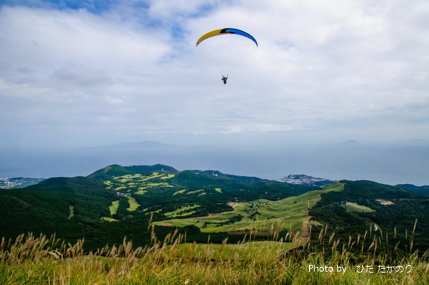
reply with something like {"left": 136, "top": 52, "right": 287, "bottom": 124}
{"left": 343, "top": 202, "right": 375, "bottom": 213}
{"left": 0, "top": 176, "right": 116, "bottom": 244}
{"left": 155, "top": 183, "right": 343, "bottom": 233}
{"left": 109, "top": 200, "right": 119, "bottom": 216}
{"left": 104, "top": 172, "right": 175, "bottom": 197}
{"left": 68, "top": 205, "right": 74, "bottom": 219}
{"left": 89, "top": 165, "right": 319, "bottom": 228}
{"left": 2, "top": 162, "right": 429, "bottom": 276}
{"left": 127, "top": 196, "right": 140, "bottom": 212}
{"left": 138, "top": 182, "right": 173, "bottom": 189}
{"left": 0, "top": 164, "right": 321, "bottom": 252}
{"left": 187, "top": 189, "right": 204, "bottom": 194}
{"left": 164, "top": 205, "right": 200, "bottom": 217}
{"left": 161, "top": 174, "right": 175, "bottom": 179}
{"left": 135, "top": 189, "right": 148, "bottom": 195}
{"left": 101, "top": 217, "right": 119, "bottom": 222}
{"left": 1, "top": 227, "right": 427, "bottom": 285}
{"left": 310, "top": 180, "right": 429, "bottom": 253}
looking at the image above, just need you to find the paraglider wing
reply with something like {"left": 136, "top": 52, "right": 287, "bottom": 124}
{"left": 196, "top": 28, "right": 258, "bottom": 47}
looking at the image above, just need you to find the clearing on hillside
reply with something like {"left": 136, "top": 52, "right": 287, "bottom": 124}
{"left": 343, "top": 202, "right": 375, "bottom": 213}
{"left": 154, "top": 182, "right": 344, "bottom": 235}
{"left": 109, "top": 200, "right": 119, "bottom": 216}
{"left": 127, "top": 196, "right": 140, "bottom": 212}
{"left": 164, "top": 205, "right": 200, "bottom": 217}
{"left": 377, "top": 199, "right": 395, "bottom": 205}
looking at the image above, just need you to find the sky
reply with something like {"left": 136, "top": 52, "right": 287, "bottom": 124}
{"left": 0, "top": 0, "right": 428, "bottom": 184}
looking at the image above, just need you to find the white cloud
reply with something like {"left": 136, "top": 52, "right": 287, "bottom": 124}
{"left": 0, "top": 0, "right": 428, "bottom": 149}
{"left": 105, "top": 95, "right": 123, "bottom": 104}
{"left": 53, "top": 67, "right": 112, "bottom": 86}
{"left": 0, "top": 6, "right": 170, "bottom": 71}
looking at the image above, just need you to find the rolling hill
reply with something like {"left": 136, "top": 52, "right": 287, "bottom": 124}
{"left": 1, "top": 164, "right": 428, "bottom": 253}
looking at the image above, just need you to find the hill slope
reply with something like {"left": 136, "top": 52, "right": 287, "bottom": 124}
{"left": 310, "top": 180, "right": 429, "bottom": 251}
{"left": 1, "top": 164, "right": 428, "bottom": 253}
{"left": 0, "top": 164, "right": 317, "bottom": 249}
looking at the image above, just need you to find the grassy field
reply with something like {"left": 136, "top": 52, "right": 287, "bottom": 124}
{"left": 127, "top": 196, "right": 140, "bottom": 212}
{"left": 161, "top": 174, "right": 175, "bottom": 179}
{"left": 164, "top": 205, "right": 200, "bottom": 217}
{"left": 68, "top": 205, "right": 74, "bottom": 219}
{"left": 137, "top": 182, "right": 173, "bottom": 190}
{"left": 135, "top": 189, "right": 148, "bottom": 195}
{"left": 104, "top": 172, "right": 174, "bottom": 194}
{"left": 155, "top": 182, "right": 344, "bottom": 234}
{"left": 173, "top": 189, "right": 186, "bottom": 195}
{"left": 343, "top": 202, "right": 375, "bottom": 213}
{"left": 101, "top": 217, "right": 119, "bottom": 222}
{"left": 109, "top": 200, "right": 119, "bottom": 216}
{"left": 187, "top": 189, "right": 204, "bottom": 195}
{"left": 1, "top": 227, "right": 426, "bottom": 285}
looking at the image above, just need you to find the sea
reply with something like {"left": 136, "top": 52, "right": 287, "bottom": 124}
{"left": 0, "top": 143, "right": 428, "bottom": 186}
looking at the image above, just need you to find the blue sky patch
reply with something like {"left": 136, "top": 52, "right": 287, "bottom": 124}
{"left": 1, "top": 0, "right": 115, "bottom": 14}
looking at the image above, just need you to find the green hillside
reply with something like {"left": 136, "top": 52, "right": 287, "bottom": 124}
{"left": 88, "top": 164, "right": 319, "bottom": 222}
{"left": 155, "top": 182, "right": 343, "bottom": 234}
{"left": 1, "top": 164, "right": 428, "bottom": 256}
{"left": 0, "top": 164, "right": 318, "bottom": 250}
{"left": 2, "top": 176, "right": 428, "bottom": 285}
{"left": 310, "top": 180, "right": 429, "bottom": 252}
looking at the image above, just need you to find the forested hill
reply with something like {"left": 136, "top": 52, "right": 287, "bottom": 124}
{"left": 87, "top": 164, "right": 178, "bottom": 180}
{"left": 310, "top": 180, "right": 429, "bottom": 252}
{"left": 1, "top": 164, "right": 428, "bottom": 253}
{"left": 0, "top": 163, "right": 318, "bottom": 250}
{"left": 186, "top": 170, "right": 264, "bottom": 183}
{"left": 396, "top": 183, "right": 429, "bottom": 197}
{"left": 28, "top": 176, "right": 105, "bottom": 191}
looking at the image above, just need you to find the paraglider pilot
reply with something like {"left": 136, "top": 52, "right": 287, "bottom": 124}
{"left": 222, "top": 75, "right": 228, "bottom": 84}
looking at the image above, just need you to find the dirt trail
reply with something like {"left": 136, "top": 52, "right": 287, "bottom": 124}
{"left": 155, "top": 222, "right": 173, "bottom": 227}
{"left": 299, "top": 183, "right": 344, "bottom": 240}
{"left": 301, "top": 210, "right": 312, "bottom": 240}
{"left": 227, "top": 231, "right": 274, "bottom": 236}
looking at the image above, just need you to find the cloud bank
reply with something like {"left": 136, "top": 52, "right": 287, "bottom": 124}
{"left": 0, "top": 0, "right": 428, "bottom": 149}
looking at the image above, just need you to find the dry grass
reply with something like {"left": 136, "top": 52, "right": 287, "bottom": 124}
{"left": 1, "top": 225, "right": 428, "bottom": 285}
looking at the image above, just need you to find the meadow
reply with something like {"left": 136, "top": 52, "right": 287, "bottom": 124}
{"left": 1, "top": 223, "right": 428, "bottom": 285}
{"left": 104, "top": 172, "right": 175, "bottom": 193}
{"left": 154, "top": 182, "right": 344, "bottom": 234}
{"left": 2, "top": 181, "right": 428, "bottom": 284}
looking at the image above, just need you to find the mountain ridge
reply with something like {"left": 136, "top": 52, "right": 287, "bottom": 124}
{"left": 4, "top": 165, "right": 429, "bottom": 191}
{"left": 1, "top": 163, "right": 429, "bottom": 253}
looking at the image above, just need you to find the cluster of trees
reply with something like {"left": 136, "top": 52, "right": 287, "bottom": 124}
{"left": 129, "top": 170, "right": 316, "bottom": 220}
{"left": 5, "top": 166, "right": 429, "bottom": 255}
{"left": 0, "top": 165, "right": 317, "bottom": 251}
{"left": 309, "top": 180, "right": 429, "bottom": 253}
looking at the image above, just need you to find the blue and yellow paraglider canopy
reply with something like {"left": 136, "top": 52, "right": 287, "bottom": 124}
{"left": 196, "top": 28, "right": 258, "bottom": 47}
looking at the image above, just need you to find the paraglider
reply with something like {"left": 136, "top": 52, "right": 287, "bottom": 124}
{"left": 196, "top": 28, "right": 258, "bottom": 47}
{"left": 196, "top": 28, "right": 258, "bottom": 84}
